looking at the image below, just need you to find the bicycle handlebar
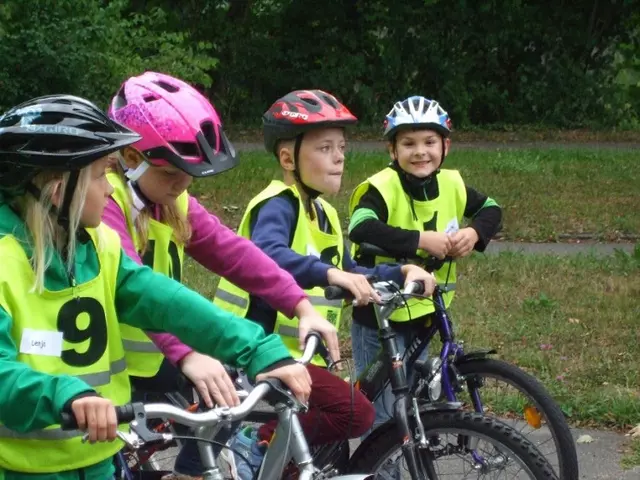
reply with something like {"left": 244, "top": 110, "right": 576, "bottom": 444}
{"left": 324, "top": 279, "right": 426, "bottom": 303}
{"left": 60, "top": 332, "right": 323, "bottom": 431}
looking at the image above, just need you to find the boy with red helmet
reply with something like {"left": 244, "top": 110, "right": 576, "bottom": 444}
{"left": 213, "top": 90, "right": 436, "bottom": 479}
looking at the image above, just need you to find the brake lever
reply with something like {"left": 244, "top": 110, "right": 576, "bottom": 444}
{"left": 117, "top": 430, "right": 146, "bottom": 449}
{"left": 234, "top": 370, "right": 255, "bottom": 395}
{"left": 80, "top": 426, "right": 165, "bottom": 449}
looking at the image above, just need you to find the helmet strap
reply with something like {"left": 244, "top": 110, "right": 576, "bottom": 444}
{"left": 122, "top": 158, "right": 150, "bottom": 182}
{"left": 292, "top": 134, "right": 322, "bottom": 220}
{"left": 119, "top": 155, "right": 155, "bottom": 209}
{"left": 25, "top": 182, "right": 43, "bottom": 201}
{"left": 57, "top": 170, "right": 80, "bottom": 231}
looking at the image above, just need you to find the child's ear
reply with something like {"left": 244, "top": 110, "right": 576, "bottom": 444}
{"left": 50, "top": 180, "right": 63, "bottom": 208}
{"left": 443, "top": 138, "right": 451, "bottom": 157}
{"left": 387, "top": 141, "right": 396, "bottom": 161}
{"left": 278, "top": 144, "right": 296, "bottom": 172}
{"left": 122, "top": 146, "right": 144, "bottom": 169}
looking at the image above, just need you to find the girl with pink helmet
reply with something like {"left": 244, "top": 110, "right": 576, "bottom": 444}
{"left": 103, "top": 72, "right": 345, "bottom": 479}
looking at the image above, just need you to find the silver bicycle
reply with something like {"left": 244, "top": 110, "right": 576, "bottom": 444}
{"left": 61, "top": 333, "right": 372, "bottom": 480}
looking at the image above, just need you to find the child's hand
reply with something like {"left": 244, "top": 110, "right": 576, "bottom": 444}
{"left": 256, "top": 363, "right": 312, "bottom": 405}
{"left": 179, "top": 351, "right": 240, "bottom": 408}
{"left": 400, "top": 265, "right": 437, "bottom": 296}
{"left": 327, "top": 268, "right": 382, "bottom": 306}
{"left": 295, "top": 300, "right": 341, "bottom": 364}
{"left": 448, "top": 227, "right": 479, "bottom": 258}
{"left": 418, "top": 231, "right": 452, "bottom": 259}
{"left": 70, "top": 396, "right": 117, "bottom": 443}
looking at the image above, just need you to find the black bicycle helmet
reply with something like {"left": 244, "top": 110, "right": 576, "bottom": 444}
{"left": 0, "top": 94, "right": 140, "bottom": 228}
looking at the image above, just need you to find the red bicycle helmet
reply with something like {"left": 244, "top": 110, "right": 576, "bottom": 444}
{"left": 262, "top": 89, "right": 357, "bottom": 155}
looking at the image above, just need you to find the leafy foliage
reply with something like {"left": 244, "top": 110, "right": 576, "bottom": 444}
{"left": 0, "top": 0, "right": 637, "bottom": 127}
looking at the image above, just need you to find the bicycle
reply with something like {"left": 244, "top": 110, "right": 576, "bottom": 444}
{"left": 61, "top": 334, "right": 374, "bottom": 480}
{"left": 61, "top": 330, "right": 557, "bottom": 480}
{"left": 328, "top": 242, "right": 577, "bottom": 480}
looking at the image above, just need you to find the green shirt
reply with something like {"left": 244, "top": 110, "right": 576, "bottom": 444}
{"left": 0, "top": 201, "right": 292, "bottom": 480}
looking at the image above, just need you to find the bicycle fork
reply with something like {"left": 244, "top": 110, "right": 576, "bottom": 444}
{"left": 378, "top": 327, "right": 438, "bottom": 480}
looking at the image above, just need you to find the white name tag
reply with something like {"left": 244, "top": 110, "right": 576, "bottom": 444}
{"left": 19, "top": 328, "right": 64, "bottom": 357}
{"left": 445, "top": 218, "right": 460, "bottom": 235}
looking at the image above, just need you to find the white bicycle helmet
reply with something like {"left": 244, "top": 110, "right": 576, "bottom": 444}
{"left": 383, "top": 96, "right": 452, "bottom": 140}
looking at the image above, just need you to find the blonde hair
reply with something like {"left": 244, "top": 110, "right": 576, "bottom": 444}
{"left": 113, "top": 155, "right": 191, "bottom": 255}
{"left": 12, "top": 166, "right": 93, "bottom": 293}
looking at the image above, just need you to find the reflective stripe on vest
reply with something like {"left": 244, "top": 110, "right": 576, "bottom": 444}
{"left": 214, "top": 181, "right": 344, "bottom": 366}
{"left": 0, "top": 226, "right": 131, "bottom": 473}
{"left": 349, "top": 168, "right": 466, "bottom": 321}
{"left": 108, "top": 172, "right": 188, "bottom": 378}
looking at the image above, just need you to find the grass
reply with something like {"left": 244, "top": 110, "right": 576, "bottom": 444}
{"left": 439, "top": 250, "right": 640, "bottom": 429}
{"left": 181, "top": 145, "right": 640, "bottom": 429}
{"left": 226, "top": 125, "right": 640, "bottom": 143}
{"left": 622, "top": 438, "right": 640, "bottom": 470}
{"left": 188, "top": 148, "right": 640, "bottom": 242}
{"left": 183, "top": 247, "right": 640, "bottom": 429}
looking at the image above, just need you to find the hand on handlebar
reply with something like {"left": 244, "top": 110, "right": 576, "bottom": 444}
{"left": 294, "top": 300, "right": 341, "bottom": 366}
{"left": 69, "top": 396, "right": 118, "bottom": 443}
{"left": 179, "top": 351, "right": 240, "bottom": 408}
{"left": 327, "top": 268, "right": 382, "bottom": 306}
{"left": 400, "top": 264, "right": 437, "bottom": 296}
{"left": 256, "top": 362, "right": 312, "bottom": 405}
{"left": 448, "top": 227, "right": 479, "bottom": 258}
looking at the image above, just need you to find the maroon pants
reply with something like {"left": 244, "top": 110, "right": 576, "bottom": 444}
{"left": 257, "top": 364, "right": 375, "bottom": 445}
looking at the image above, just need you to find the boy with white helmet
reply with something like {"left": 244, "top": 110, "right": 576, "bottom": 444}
{"left": 348, "top": 96, "right": 502, "bottom": 428}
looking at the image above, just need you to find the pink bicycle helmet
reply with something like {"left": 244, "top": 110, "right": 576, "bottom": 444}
{"left": 108, "top": 72, "right": 237, "bottom": 177}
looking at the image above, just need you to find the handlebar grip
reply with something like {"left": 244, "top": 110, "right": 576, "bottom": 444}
{"left": 404, "top": 281, "right": 425, "bottom": 295}
{"left": 324, "top": 274, "right": 379, "bottom": 301}
{"left": 60, "top": 403, "right": 137, "bottom": 430}
{"left": 324, "top": 285, "right": 350, "bottom": 301}
{"left": 304, "top": 330, "right": 334, "bottom": 366}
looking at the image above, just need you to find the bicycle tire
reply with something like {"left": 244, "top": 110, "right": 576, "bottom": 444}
{"left": 348, "top": 411, "right": 558, "bottom": 479}
{"left": 455, "top": 358, "right": 578, "bottom": 480}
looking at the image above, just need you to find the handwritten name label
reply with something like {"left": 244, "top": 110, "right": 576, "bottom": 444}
{"left": 20, "top": 328, "right": 63, "bottom": 357}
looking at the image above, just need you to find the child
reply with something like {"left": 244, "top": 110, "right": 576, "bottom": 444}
{"left": 213, "top": 89, "right": 436, "bottom": 478}
{"left": 104, "top": 72, "right": 336, "bottom": 479}
{"left": 0, "top": 94, "right": 310, "bottom": 480}
{"left": 348, "top": 95, "right": 503, "bottom": 428}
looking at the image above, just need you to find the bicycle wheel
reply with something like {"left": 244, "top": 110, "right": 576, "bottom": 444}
{"left": 454, "top": 358, "right": 578, "bottom": 480}
{"left": 349, "top": 411, "right": 557, "bottom": 479}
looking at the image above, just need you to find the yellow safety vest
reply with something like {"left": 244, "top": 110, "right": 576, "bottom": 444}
{"left": 0, "top": 227, "right": 131, "bottom": 473}
{"left": 349, "top": 168, "right": 466, "bottom": 320}
{"left": 108, "top": 172, "right": 189, "bottom": 377}
{"left": 214, "top": 181, "right": 344, "bottom": 366}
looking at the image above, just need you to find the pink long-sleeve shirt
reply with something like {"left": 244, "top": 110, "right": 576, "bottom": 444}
{"left": 102, "top": 192, "right": 307, "bottom": 365}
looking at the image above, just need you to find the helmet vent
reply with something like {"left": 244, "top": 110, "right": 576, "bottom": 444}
{"left": 153, "top": 80, "right": 180, "bottom": 93}
{"left": 143, "top": 94, "right": 160, "bottom": 103}
{"left": 200, "top": 121, "right": 217, "bottom": 150}
{"left": 170, "top": 141, "right": 199, "bottom": 157}
{"left": 113, "top": 87, "right": 128, "bottom": 110}
{"left": 321, "top": 94, "right": 338, "bottom": 109}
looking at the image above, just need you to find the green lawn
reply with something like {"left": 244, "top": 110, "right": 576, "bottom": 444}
{"left": 189, "top": 148, "right": 640, "bottom": 242}
{"left": 180, "top": 146, "right": 640, "bottom": 429}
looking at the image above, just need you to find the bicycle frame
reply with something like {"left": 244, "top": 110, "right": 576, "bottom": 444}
{"left": 89, "top": 334, "right": 372, "bottom": 480}
{"left": 345, "top": 278, "right": 499, "bottom": 480}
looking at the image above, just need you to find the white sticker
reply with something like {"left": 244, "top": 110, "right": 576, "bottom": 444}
{"left": 19, "top": 328, "right": 63, "bottom": 357}
{"left": 444, "top": 218, "right": 460, "bottom": 235}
